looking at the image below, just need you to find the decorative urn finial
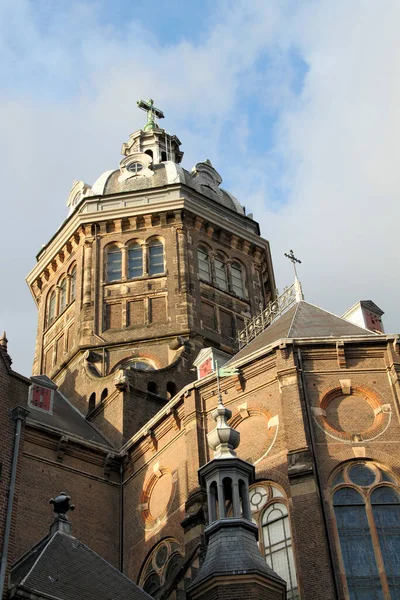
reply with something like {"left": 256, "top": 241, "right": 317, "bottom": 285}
{"left": 49, "top": 492, "right": 75, "bottom": 518}
{"left": 207, "top": 398, "right": 240, "bottom": 459}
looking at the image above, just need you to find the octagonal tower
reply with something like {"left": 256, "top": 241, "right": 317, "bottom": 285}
{"left": 26, "top": 101, "right": 276, "bottom": 443}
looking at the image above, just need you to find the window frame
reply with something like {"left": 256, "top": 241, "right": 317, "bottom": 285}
{"left": 249, "top": 481, "right": 299, "bottom": 600}
{"left": 127, "top": 242, "right": 143, "bottom": 279}
{"left": 331, "top": 461, "right": 400, "bottom": 599}
{"left": 106, "top": 245, "right": 123, "bottom": 282}
{"left": 148, "top": 238, "right": 165, "bottom": 277}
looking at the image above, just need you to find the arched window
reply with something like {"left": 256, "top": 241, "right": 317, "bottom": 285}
{"left": 100, "top": 388, "right": 108, "bottom": 402}
{"left": 231, "top": 262, "right": 245, "bottom": 297}
{"left": 139, "top": 538, "right": 184, "bottom": 598}
{"left": 70, "top": 266, "right": 76, "bottom": 300}
{"left": 166, "top": 381, "right": 177, "bottom": 399}
{"left": 198, "top": 246, "right": 211, "bottom": 282}
{"left": 128, "top": 243, "right": 143, "bottom": 279}
{"left": 88, "top": 392, "right": 96, "bottom": 413}
{"left": 249, "top": 482, "right": 298, "bottom": 600}
{"left": 47, "top": 289, "right": 56, "bottom": 327}
{"left": 214, "top": 255, "right": 228, "bottom": 291}
{"left": 332, "top": 462, "right": 400, "bottom": 598}
{"left": 148, "top": 239, "right": 164, "bottom": 276}
{"left": 147, "top": 381, "right": 158, "bottom": 395}
{"left": 59, "top": 278, "right": 67, "bottom": 313}
{"left": 106, "top": 246, "right": 122, "bottom": 282}
{"left": 145, "top": 149, "right": 153, "bottom": 159}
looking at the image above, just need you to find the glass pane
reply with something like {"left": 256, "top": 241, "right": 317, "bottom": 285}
{"left": 198, "top": 249, "right": 210, "bottom": 281}
{"left": 128, "top": 246, "right": 143, "bottom": 278}
{"left": 70, "top": 267, "right": 76, "bottom": 300}
{"left": 59, "top": 280, "right": 67, "bottom": 311}
{"left": 372, "top": 487, "right": 400, "bottom": 590}
{"left": 231, "top": 263, "right": 244, "bottom": 296}
{"left": 215, "top": 258, "right": 228, "bottom": 290}
{"left": 272, "top": 486, "right": 284, "bottom": 498}
{"left": 107, "top": 249, "right": 122, "bottom": 281}
{"left": 262, "top": 504, "right": 297, "bottom": 596}
{"left": 332, "top": 472, "right": 345, "bottom": 487}
{"left": 334, "top": 497, "right": 381, "bottom": 596}
{"left": 371, "top": 487, "right": 400, "bottom": 505}
{"left": 249, "top": 486, "right": 268, "bottom": 512}
{"left": 48, "top": 292, "right": 56, "bottom": 325}
{"left": 149, "top": 242, "right": 164, "bottom": 276}
{"left": 349, "top": 464, "right": 376, "bottom": 487}
{"left": 333, "top": 487, "right": 365, "bottom": 506}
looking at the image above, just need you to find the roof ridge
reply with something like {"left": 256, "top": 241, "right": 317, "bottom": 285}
{"left": 20, "top": 532, "right": 57, "bottom": 587}
{"left": 287, "top": 301, "right": 301, "bottom": 337}
{"left": 296, "top": 299, "right": 378, "bottom": 335}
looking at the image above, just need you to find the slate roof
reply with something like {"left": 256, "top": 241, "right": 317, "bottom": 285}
{"left": 230, "top": 300, "right": 379, "bottom": 364}
{"left": 189, "top": 520, "right": 284, "bottom": 591}
{"left": 28, "top": 381, "right": 111, "bottom": 448}
{"left": 11, "top": 531, "right": 152, "bottom": 600}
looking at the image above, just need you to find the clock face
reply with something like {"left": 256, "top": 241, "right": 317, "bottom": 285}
{"left": 127, "top": 162, "right": 143, "bottom": 174}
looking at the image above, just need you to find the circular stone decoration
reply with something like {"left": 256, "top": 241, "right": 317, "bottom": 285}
{"left": 325, "top": 394, "right": 375, "bottom": 435}
{"left": 148, "top": 472, "right": 173, "bottom": 521}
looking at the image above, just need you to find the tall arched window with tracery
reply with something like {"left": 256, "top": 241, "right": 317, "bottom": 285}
{"left": 106, "top": 246, "right": 122, "bottom": 282}
{"left": 148, "top": 239, "right": 164, "bottom": 276}
{"left": 249, "top": 481, "right": 298, "bottom": 600}
{"left": 139, "top": 538, "right": 184, "bottom": 599}
{"left": 332, "top": 461, "right": 400, "bottom": 599}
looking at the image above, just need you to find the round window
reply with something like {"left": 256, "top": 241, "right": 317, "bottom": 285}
{"left": 349, "top": 463, "right": 376, "bottom": 487}
{"left": 127, "top": 162, "right": 143, "bottom": 174}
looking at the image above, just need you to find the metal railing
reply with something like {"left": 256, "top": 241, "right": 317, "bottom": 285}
{"left": 237, "top": 283, "right": 297, "bottom": 349}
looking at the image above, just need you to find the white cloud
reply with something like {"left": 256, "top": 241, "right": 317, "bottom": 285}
{"left": 1, "top": 0, "right": 399, "bottom": 373}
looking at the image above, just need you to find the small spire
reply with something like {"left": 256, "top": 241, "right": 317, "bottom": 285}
{"left": 49, "top": 492, "right": 75, "bottom": 535}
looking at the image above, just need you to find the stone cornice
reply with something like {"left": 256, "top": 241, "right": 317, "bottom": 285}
{"left": 26, "top": 185, "right": 268, "bottom": 292}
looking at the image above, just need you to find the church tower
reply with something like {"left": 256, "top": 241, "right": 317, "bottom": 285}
{"left": 26, "top": 100, "right": 276, "bottom": 443}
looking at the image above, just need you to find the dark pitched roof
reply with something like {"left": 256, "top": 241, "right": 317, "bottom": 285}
{"left": 230, "top": 300, "right": 379, "bottom": 364}
{"left": 11, "top": 531, "right": 152, "bottom": 600}
{"left": 28, "top": 385, "right": 111, "bottom": 448}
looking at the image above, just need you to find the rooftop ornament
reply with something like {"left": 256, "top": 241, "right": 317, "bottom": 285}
{"left": 137, "top": 98, "right": 165, "bottom": 132}
{"left": 49, "top": 492, "right": 75, "bottom": 535}
{"left": 207, "top": 362, "right": 240, "bottom": 459}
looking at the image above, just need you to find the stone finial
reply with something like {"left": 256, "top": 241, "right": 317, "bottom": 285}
{"left": 49, "top": 492, "right": 74, "bottom": 535}
{"left": 207, "top": 399, "right": 240, "bottom": 459}
{"left": 0, "top": 331, "right": 8, "bottom": 349}
{"left": 50, "top": 492, "right": 75, "bottom": 517}
{"left": 0, "top": 331, "right": 12, "bottom": 367}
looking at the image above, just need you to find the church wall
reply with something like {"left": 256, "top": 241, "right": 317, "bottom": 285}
{"left": 14, "top": 428, "right": 120, "bottom": 567}
{"left": 0, "top": 354, "right": 29, "bottom": 598}
{"left": 122, "top": 419, "right": 188, "bottom": 584}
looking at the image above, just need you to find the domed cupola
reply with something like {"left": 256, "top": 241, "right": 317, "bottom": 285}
{"left": 121, "top": 98, "right": 183, "bottom": 165}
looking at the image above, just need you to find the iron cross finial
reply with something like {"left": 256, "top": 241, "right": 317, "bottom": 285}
{"left": 284, "top": 249, "right": 302, "bottom": 278}
{"left": 137, "top": 98, "right": 165, "bottom": 131}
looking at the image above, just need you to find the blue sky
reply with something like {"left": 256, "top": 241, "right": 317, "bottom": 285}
{"left": 1, "top": 0, "right": 400, "bottom": 373}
